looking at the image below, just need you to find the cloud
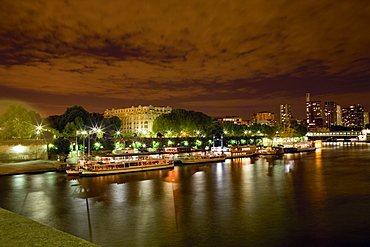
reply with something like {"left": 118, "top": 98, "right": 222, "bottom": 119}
{"left": 0, "top": 0, "right": 369, "bottom": 118}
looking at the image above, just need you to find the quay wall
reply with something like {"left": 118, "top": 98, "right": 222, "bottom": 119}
{"left": 0, "top": 207, "right": 98, "bottom": 247}
{"left": 0, "top": 140, "right": 47, "bottom": 162}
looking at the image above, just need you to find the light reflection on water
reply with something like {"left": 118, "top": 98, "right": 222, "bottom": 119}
{"left": 0, "top": 145, "right": 370, "bottom": 246}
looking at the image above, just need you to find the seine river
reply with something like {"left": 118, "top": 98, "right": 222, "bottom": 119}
{"left": 0, "top": 144, "right": 370, "bottom": 247}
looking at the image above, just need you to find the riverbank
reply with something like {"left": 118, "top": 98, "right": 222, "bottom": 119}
{"left": 0, "top": 207, "right": 99, "bottom": 247}
{"left": 0, "top": 160, "right": 71, "bottom": 175}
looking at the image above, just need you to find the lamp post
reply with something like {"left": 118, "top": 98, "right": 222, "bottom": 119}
{"left": 35, "top": 125, "right": 43, "bottom": 140}
{"left": 81, "top": 130, "right": 87, "bottom": 159}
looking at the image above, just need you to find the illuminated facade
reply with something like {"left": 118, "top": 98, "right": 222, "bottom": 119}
{"left": 324, "top": 101, "right": 338, "bottom": 129}
{"left": 253, "top": 111, "right": 275, "bottom": 124}
{"left": 214, "top": 116, "right": 245, "bottom": 125}
{"left": 104, "top": 105, "right": 172, "bottom": 134}
{"left": 342, "top": 104, "right": 365, "bottom": 128}
{"left": 336, "top": 105, "right": 343, "bottom": 126}
{"left": 280, "top": 104, "right": 292, "bottom": 123}
{"left": 306, "top": 93, "right": 324, "bottom": 130}
{"left": 364, "top": 112, "right": 369, "bottom": 126}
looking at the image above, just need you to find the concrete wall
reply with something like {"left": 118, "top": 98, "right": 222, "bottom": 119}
{"left": 0, "top": 140, "right": 48, "bottom": 162}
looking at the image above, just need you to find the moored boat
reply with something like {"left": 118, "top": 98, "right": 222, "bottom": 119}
{"left": 66, "top": 154, "right": 174, "bottom": 176}
{"left": 283, "top": 147, "right": 316, "bottom": 153}
{"left": 66, "top": 169, "right": 80, "bottom": 176}
{"left": 179, "top": 154, "right": 226, "bottom": 164}
{"left": 258, "top": 146, "right": 284, "bottom": 155}
{"left": 80, "top": 158, "right": 174, "bottom": 176}
{"left": 283, "top": 142, "right": 316, "bottom": 153}
{"left": 223, "top": 146, "right": 258, "bottom": 158}
{"left": 66, "top": 159, "right": 97, "bottom": 176}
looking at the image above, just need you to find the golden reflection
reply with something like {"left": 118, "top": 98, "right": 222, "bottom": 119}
{"left": 312, "top": 148, "right": 326, "bottom": 206}
{"left": 23, "top": 191, "right": 52, "bottom": 222}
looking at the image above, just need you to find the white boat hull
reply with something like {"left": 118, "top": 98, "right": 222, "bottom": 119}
{"left": 80, "top": 163, "right": 174, "bottom": 176}
{"left": 180, "top": 157, "right": 226, "bottom": 164}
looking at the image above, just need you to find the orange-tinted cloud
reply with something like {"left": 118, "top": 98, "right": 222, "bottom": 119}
{"left": 1, "top": 0, "right": 369, "bottom": 118}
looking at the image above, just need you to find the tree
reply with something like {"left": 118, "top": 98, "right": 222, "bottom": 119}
{"left": 278, "top": 120, "right": 307, "bottom": 138}
{"left": 221, "top": 122, "right": 245, "bottom": 136}
{"left": 58, "top": 106, "right": 90, "bottom": 132}
{"left": 107, "top": 116, "right": 122, "bottom": 131}
{"left": 51, "top": 138, "right": 71, "bottom": 159}
{"left": 0, "top": 105, "right": 41, "bottom": 140}
{"left": 152, "top": 109, "right": 213, "bottom": 137}
{"left": 206, "top": 123, "right": 224, "bottom": 137}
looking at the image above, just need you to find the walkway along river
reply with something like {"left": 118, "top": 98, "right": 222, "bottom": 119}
{"left": 0, "top": 144, "right": 369, "bottom": 246}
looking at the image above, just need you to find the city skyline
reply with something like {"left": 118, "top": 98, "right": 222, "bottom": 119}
{"left": 1, "top": 0, "right": 369, "bottom": 120}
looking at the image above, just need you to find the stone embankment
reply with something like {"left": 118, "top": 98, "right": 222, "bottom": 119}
{"left": 0, "top": 160, "right": 72, "bottom": 175}
{"left": 0, "top": 207, "right": 99, "bottom": 246}
{"left": 0, "top": 160, "right": 98, "bottom": 246}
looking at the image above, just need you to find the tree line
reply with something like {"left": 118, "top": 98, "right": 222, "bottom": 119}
{"left": 0, "top": 104, "right": 311, "bottom": 157}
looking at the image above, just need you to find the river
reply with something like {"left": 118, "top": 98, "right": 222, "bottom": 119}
{"left": 0, "top": 144, "right": 369, "bottom": 246}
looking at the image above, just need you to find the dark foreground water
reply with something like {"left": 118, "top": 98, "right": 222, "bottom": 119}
{"left": 0, "top": 144, "right": 370, "bottom": 247}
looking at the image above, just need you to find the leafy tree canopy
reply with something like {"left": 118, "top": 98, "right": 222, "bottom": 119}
{"left": 58, "top": 106, "right": 90, "bottom": 132}
{"left": 107, "top": 116, "right": 122, "bottom": 131}
{"left": 277, "top": 120, "right": 307, "bottom": 138}
{"left": 51, "top": 138, "right": 71, "bottom": 155}
{"left": 152, "top": 109, "right": 213, "bottom": 136}
{"left": 0, "top": 105, "right": 41, "bottom": 140}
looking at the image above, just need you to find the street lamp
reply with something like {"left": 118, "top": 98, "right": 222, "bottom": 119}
{"left": 78, "top": 130, "right": 88, "bottom": 158}
{"left": 34, "top": 125, "right": 44, "bottom": 139}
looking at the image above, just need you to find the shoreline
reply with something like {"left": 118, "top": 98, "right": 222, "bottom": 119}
{"left": 0, "top": 160, "right": 71, "bottom": 176}
{"left": 0, "top": 207, "right": 99, "bottom": 246}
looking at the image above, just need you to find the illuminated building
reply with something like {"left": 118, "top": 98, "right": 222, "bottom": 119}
{"left": 306, "top": 93, "right": 324, "bottom": 130}
{"left": 252, "top": 111, "right": 275, "bottom": 125}
{"left": 104, "top": 105, "right": 172, "bottom": 134}
{"left": 336, "top": 105, "right": 343, "bottom": 126}
{"left": 342, "top": 104, "right": 365, "bottom": 128}
{"left": 214, "top": 116, "right": 245, "bottom": 125}
{"left": 324, "top": 101, "right": 339, "bottom": 129}
{"left": 364, "top": 112, "right": 369, "bottom": 126}
{"left": 280, "top": 104, "right": 292, "bottom": 123}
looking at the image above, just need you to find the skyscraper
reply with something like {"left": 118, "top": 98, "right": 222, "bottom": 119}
{"left": 336, "top": 105, "right": 342, "bottom": 126}
{"left": 280, "top": 104, "right": 292, "bottom": 123}
{"left": 306, "top": 93, "right": 324, "bottom": 130}
{"left": 342, "top": 104, "right": 365, "bottom": 128}
{"left": 324, "top": 101, "right": 338, "bottom": 129}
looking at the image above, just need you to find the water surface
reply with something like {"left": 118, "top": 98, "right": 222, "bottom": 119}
{"left": 0, "top": 144, "right": 369, "bottom": 246}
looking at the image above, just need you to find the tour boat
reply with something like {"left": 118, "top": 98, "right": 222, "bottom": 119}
{"left": 66, "top": 154, "right": 174, "bottom": 176}
{"left": 283, "top": 142, "right": 316, "bottom": 153}
{"left": 257, "top": 146, "right": 285, "bottom": 155}
{"left": 79, "top": 157, "right": 174, "bottom": 176}
{"left": 223, "top": 146, "right": 259, "bottom": 158}
{"left": 66, "top": 159, "right": 97, "bottom": 176}
{"left": 179, "top": 154, "right": 226, "bottom": 164}
{"left": 283, "top": 147, "right": 316, "bottom": 153}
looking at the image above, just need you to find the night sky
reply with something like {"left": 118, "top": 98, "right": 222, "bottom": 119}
{"left": 1, "top": 0, "right": 369, "bottom": 120}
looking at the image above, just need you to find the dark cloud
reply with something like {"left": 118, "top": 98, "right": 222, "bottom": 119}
{"left": 0, "top": 0, "right": 369, "bottom": 119}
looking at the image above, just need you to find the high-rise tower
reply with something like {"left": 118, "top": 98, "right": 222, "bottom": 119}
{"left": 342, "top": 104, "right": 365, "bottom": 128}
{"left": 280, "top": 104, "right": 292, "bottom": 123}
{"left": 324, "top": 101, "right": 338, "bottom": 129}
{"left": 306, "top": 93, "right": 324, "bottom": 130}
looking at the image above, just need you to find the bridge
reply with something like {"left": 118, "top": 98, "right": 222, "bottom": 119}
{"left": 306, "top": 131, "right": 366, "bottom": 141}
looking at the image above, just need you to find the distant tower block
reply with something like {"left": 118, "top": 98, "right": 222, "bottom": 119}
{"left": 306, "top": 93, "right": 310, "bottom": 102}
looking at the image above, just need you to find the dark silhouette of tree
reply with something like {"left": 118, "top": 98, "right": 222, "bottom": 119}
{"left": 58, "top": 106, "right": 90, "bottom": 132}
{"left": 51, "top": 138, "right": 71, "bottom": 157}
